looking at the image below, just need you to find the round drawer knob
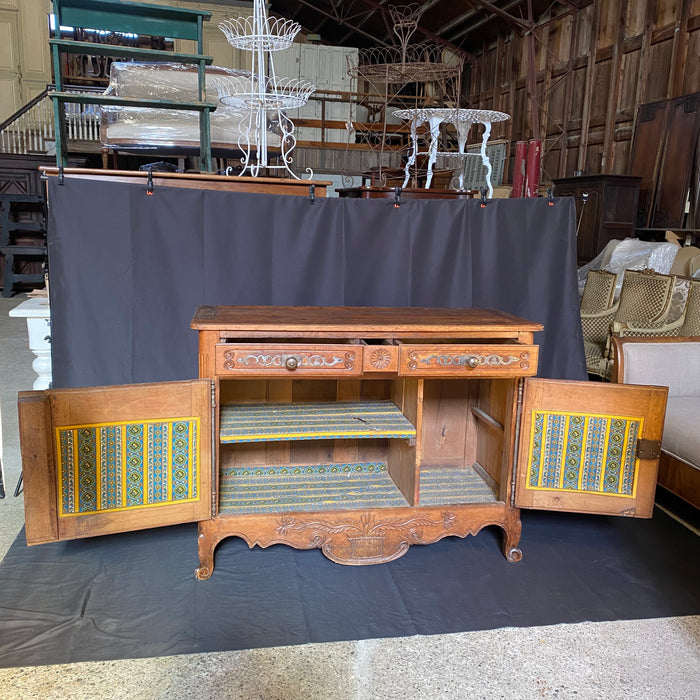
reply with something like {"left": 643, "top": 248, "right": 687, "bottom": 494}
{"left": 285, "top": 356, "right": 299, "bottom": 371}
{"left": 466, "top": 356, "right": 480, "bottom": 369}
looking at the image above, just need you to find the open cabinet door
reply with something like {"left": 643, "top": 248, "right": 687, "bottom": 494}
{"left": 514, "top": 379, "right": 667, "bottom": 518}
{"left": 18, "top": 380, "right": 212, "bottom": 545}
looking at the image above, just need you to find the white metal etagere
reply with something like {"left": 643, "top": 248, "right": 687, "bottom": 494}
{"left": 216, "top": 1, "right": 316, "bottom": 179}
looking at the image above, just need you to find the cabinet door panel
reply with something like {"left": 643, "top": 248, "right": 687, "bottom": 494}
{"left": 19, "top": 380, "right": 212, "bottom": 545}
{"left": 514, "top": 379, "right": 667, "bottom": 518}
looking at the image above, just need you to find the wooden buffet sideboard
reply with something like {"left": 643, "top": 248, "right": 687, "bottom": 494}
{"left": 19, "top": 306, "right": 667, "bottom": 579}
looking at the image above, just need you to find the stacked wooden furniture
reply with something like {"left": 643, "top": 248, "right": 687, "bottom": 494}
{"left": 0, "top": 193, "right": 46, "bottom": 297}
{"left": 49, "top": 0, "right": 215, "bottom": 172}
{"left": 19, "top": 306, "right": 668, "bottom": 579}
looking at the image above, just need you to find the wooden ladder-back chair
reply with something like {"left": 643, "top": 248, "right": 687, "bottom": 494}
{"left": 581, "top": 269, "right": 675, "bottom": 378}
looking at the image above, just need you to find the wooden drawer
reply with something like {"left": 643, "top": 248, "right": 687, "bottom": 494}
{"left": 215, "top": 343, "right": 364, "bottom": 376}
{"left": 398, "top": 343, "right": 538, "bottom": 376}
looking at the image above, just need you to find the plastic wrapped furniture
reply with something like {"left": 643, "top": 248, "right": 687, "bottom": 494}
{"left": 581, "top": 269, "right": 675, "bottom": 377}
{"left": 577, "top": 238, "right": 680, "bottom": 298}
{"left": 611, "top": 336, "right": 700, "bottom": 509}
{"left": 100, "top": 63, "right": 282, "bottom": 153}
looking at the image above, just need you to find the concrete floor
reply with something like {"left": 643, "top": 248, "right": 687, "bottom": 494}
{"left": 0, "top": 293, "right": 698, "bottom": 699}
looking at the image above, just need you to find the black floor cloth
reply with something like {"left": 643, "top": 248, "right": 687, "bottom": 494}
{"left": 1, "top": 508, "right": 698, "bottom": 668}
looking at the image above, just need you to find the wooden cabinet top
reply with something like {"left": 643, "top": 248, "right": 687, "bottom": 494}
{"left": 553, "top": 175, "right": 642, "bottom": 185}
{"left": 191, "top": 306, "right": 542, "bottom": 338}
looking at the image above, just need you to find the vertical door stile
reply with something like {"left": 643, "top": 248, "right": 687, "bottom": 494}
{"left": 509, "top": 378, "right": 525, "bottom": 507}
{"left": 211, "top": 379, "right": 218, "bottom": 519}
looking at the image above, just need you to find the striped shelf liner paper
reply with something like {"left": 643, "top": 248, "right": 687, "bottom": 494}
{"left": 219, "top": 462, "right": 409, "bottom": 513}
{"left": 219, "top": 400, "right": 416, "bottom": 443}
{"left": 218, "top": 464, "right": 498, "bottom": 514}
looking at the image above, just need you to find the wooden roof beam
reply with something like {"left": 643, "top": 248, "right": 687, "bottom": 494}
{"left": 554, "top": 0, "right": 583, "bottom": 10}
{"left": 291, "top": 0, "right": 394, "bottom": 47}
{"left": 356, "top": 0, "right": 476, "bottom": 62}
{"left": 314, "top": 0, "right": 375, "bottom": 38}
{"left": 463, "top": 0, "right": 532, "bottom": 32}
{"left": 446, "top": 0, "right": 523, "bottom": 43}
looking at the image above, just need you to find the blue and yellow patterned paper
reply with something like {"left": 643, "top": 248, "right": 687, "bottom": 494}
{"left": 527, "top": 411, "right": 641, "bottom": 498}
{"left": 57, "top": 418, "right": 199, "bottom": 516}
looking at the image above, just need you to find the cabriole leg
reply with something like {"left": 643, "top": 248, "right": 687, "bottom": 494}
{"left": 195, "top": 520, "right": 219, "bottom": 580}
{"left": 502, "top": 509, "right": 523, "bottom": 562}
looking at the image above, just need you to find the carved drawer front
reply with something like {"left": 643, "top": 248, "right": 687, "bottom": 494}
{"left": 215, "top": 344, "right": 364, "bottom": 376}
{"left": 398, "top": 343, "right": 538, "bottom": 376}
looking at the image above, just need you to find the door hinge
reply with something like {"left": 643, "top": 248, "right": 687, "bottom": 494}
{"left": 636, "top": 439, "right": 662, "bottom": 460}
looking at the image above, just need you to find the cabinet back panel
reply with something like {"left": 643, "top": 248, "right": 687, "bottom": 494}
{"left": 221, "top": 380, "right": 393, "bottom": 404}
{"left": 420, "top": 380, "right": 475, "bottom": 467}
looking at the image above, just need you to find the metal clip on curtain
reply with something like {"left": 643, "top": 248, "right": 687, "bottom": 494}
{"left": 394, "top": 186, "right": 401, "bottom": 209}
{"left": 309, "top": 183, "right": 315, "bottom": 204}
{"left": 547, "top": 187, "right": 555, "bottom": 206}
{"left": 480, "top": 188, "right": 488, "bottom": 208}
{"left": 58, "top": 166, "right": 64, "bottom": 186}
{"left": 146, "top": 170, "right": 154, "bottom": 196}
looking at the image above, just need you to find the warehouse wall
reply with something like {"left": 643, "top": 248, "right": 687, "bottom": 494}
{"left": 0, "top": 0, "right": 52, "bottom": 123}
{"left": 466, "top": 0, "right": 700, "bottom": 183}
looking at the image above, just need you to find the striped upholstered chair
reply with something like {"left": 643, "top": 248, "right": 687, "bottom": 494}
{"left": 581, "top": 269, "right": 675, "bottom": 378}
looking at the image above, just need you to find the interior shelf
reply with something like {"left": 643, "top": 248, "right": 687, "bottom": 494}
{"left": 219, "top": 462, "right": 409, "bottom": 514}
{"left": 418, "top": 468, "right": 498, "bottom": 505}
{"left": 218, "top": 464, "right": 499, "bottom": 514}
{"left": 219, "top": 400, "right": 416, "bottom": 443}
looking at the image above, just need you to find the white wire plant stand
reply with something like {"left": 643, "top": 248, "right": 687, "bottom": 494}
{"left": 215, "top": 1, "right": 316, "bottom": 179}
{"left": 345, "top": 3, "right": 465, "bottom": 187}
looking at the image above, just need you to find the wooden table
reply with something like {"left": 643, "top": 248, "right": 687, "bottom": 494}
{"left": 337, "top": 186, "right": 476, "bottom": 200}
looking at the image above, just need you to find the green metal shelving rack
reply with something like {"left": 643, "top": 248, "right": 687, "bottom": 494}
{"left": 50, "top": 0, "right": 216, "bottom": 172}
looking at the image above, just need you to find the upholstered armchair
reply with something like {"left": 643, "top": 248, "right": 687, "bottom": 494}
{"left": 611, "top": 278, "right": 700, "bottom": 340}
{"left": 611, "top": 336, "right": 700, "bottom": 509}
{"left": 579, "top": 270, "right": 619, "bottom": 377}
{"left": 581, "top": 269, "right": 675, "bottom": 378}
{"left": 580, "top": 269, "right": 618, "bottom": 313}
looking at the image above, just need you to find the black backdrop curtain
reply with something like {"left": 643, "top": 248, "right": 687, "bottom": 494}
{"left": 46, "top": 178, "right": 586, "bottom": 388}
